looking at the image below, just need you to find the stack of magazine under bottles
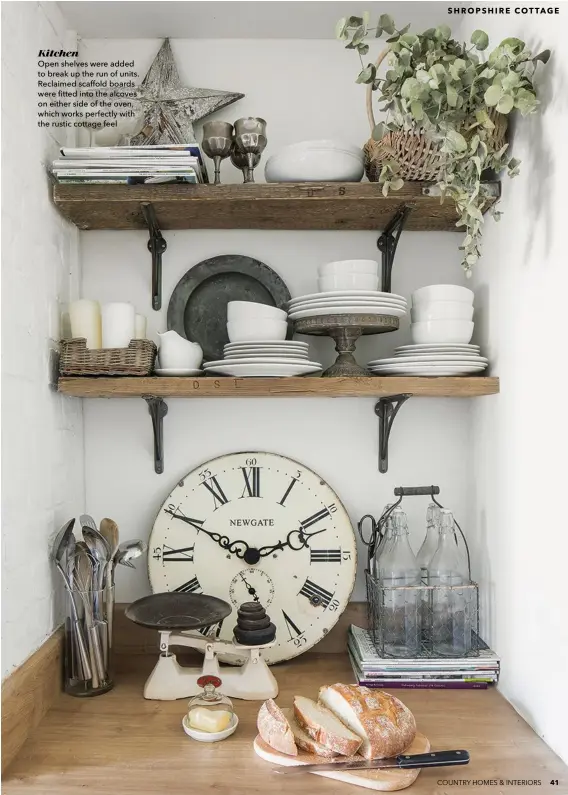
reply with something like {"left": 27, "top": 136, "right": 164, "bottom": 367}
{"left": 52, "top": 144, "right": 208, "bottom": 184}
{"left": 348, "top": 625, "right": 500, "bottom": 690}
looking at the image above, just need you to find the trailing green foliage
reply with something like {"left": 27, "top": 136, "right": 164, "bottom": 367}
{"left": 337, "top": 15, "right": 549, "bottom": 273}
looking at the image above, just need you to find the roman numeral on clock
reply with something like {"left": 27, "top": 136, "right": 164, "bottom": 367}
{"left": 174, "top": 576, "right": 202, "bottom": 594}
{"left": 300, "top": 508, "right": 330, "bottom": 530}
{"left": 241, "top": 466, "right": 261, "bottom": 498}
{"left": 278, "top": 477, "right": 298, "bottom": 506}
{"left": 299, "top": 578, "right": 334, "bottom": 609}
{"left": 162, "top": 545, "right": 195, "bottom": 562}
{"left": 201, "top": 476, "right": 229, "bottom": 510}
{"left": 198, "top": 620, "right": 223, "bottom": 638}
{"left": 282, "top": 610, "right": 303, "bottom": 641}
{"left": 310, "top": 549, "right": 341, "bottom": 563}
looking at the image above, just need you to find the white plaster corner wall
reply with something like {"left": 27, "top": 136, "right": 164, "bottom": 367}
{"left": 458, "top": 7, "right": 568, "bottom": 764}
{"left": 79, "top": 37, "right": 475, "bottom": 605}
{"left": 0, "top": 2, "right": 85, "bottom": 678}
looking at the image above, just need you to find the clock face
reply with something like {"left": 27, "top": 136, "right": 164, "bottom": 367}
{"left": 148, "top": 451, "right": 357, "bottom": 663}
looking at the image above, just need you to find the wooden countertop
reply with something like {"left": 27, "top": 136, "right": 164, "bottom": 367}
{"left": 3, "top": 654, "right": 567, "bottom": 795}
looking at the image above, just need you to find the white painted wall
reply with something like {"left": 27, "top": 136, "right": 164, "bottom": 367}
{"left": 459, "top": 8, "right": 568, "bottom": 764}
{"left": 79, "top": 38, "right": 476, "bottom": 605}
{"left": 1, "top": 2, "right": 84, "bottom": 678}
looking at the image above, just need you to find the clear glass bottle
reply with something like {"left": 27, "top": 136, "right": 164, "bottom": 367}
{"left": 416, "top": 503, "right": 442, "bottom": 583}
{"left": 378, "top": 507, "right": 421, "bottom": 657}
{"left": 371, "top": 504, "right": 394, "bottom": 575}
{"left": 428, "top": 509, "right": 472, "bottom": 656}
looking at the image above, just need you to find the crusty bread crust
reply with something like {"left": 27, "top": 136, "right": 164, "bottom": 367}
{"left": 293, "top": 696, "right": 362, "bottom": 756}
{"left": 319, "top": 684, "right": 416, "bottom": 759}
{"left": 257, "top": 699, "right": 298, "bottom": 756}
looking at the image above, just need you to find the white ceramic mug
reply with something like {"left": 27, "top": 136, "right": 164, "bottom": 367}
{"left": 102, "top": 302, "right": 135, "bottom": 348}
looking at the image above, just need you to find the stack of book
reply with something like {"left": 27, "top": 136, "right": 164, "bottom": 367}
{"left": 348, "top": 625, "right": 500, "bottom": 690}
{"left": 52, "top": 144, "right": 208, "bottom": 184}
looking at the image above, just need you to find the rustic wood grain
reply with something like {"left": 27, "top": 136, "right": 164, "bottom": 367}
{"left": 52, "top": 182, "right": 500, "bottom": 232}
{"left": 112, "top": 601, "right": 368, "bottom": 657}
{"left": 4, "top": 652, "right": 567, "bottom": 794}
{"left": 57, "top": 376, "right": 500, "bottom": 399}
{"left": 1, "top": 629, "right": 63, "bottom": 773}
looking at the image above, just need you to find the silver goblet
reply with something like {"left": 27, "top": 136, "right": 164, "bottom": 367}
{"left": 202, "top": 121, "right": 234, "bottom": 185}
{"left": 233, "top": 117, "right": 267, "bottom": 183}
{"left": 230, "top": 143, "right": 260, "bottom": 184}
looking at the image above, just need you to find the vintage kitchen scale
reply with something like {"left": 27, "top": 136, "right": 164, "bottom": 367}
{"left": 125, "top": 592, "right": 279, "bottom": 701}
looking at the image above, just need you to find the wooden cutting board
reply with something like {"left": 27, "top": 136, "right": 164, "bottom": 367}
{"left": 254, "top": 732, "right": 430, "bottom": 792}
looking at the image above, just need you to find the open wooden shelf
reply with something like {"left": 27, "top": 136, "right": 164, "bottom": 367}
{"left": 52, "top": 181, "right": 500, "bottom": 232}
{"left": 58, "top": 376, "right": 499, "bottom": 399}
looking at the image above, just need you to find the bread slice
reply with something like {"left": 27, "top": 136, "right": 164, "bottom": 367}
{"left": 281, "top": 708, "right": 338, "bottom": 758}
{"left": 319, "top": 684, "right": 416, "bottom": 759}
{"left": 257, "top": 699, "right": 297, "bottom": 756}
{"left": 293, "top": 695, "right": 362, "bottom": 756}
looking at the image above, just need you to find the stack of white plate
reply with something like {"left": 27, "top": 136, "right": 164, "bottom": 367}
{"left": 203, "top": 340, "right": 322, "bottom": 378}
{"left": 287, "top": 291, "right": 407, "bottom": 320}
{"left": 367, "top": 343, "right": 488, "bottom": 376}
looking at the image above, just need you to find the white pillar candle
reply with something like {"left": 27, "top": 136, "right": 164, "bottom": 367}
{"left": 134, "top": 314, "right": 147, "bottom": 340}
{"left": 102, "top": 302, "right": 135, "bottom": 348}
{"left": 69, "top": 300, "right": 102, "bottom": 349}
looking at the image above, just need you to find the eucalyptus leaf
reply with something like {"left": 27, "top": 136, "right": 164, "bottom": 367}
{"left": 371, "top": 122, "right": 387, "bottom": 141}
{"left": 356, "top": 63, "right": 376, "bottom": 84}
{"left": 410, "top": 100, "right": 424, "bottom": 120}
{"left": 471, "top": 30, "right": 489, "bottom": 51}
{"left": 446, "top": 85, "right": 458, "bottom": 107}
{"left": 534, "top": 49, "right": 551, "bottom": 64}
{"left": 379, "top": 13, "right": 395, "bottom": 35}
{"left": 335, "top": 17, "right": 348, "bottom": 40}
{"left": 484, "top": 84, "right": 503, "bottom": 106}
{"left": 496, "top": 93, "right": 514, "bottom": 114}
{"left": 352, "top": 24, "right": 366, "bottom": 45}
{"left": 435, "top": 24, "right": 451, "bottom": 41}
{"left": 358, "top": 43, "right": 370, "bottom": 55}
{"left": 391, "top": 177, "right": 404, "bottom": 190}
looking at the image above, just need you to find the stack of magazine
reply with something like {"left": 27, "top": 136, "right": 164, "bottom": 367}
{"left": 52, "top": 144, "right": 208, "bottom": 184}
{"left": 348, "top": 625, "right": 500, "bottom": 690}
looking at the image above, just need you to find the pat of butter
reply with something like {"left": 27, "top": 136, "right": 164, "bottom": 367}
{"left": 188, "top": 707, "right": 232, "bottom": 733}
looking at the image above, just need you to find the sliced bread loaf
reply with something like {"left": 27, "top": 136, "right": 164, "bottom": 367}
{"left": 257, "top": 699, "right": 297, "bottom": 756}
{"left": 281, "top": 708, "right": 338, "bottom": 758}
{"left": 319, "top": 684, "right": 416, "bottom": 759}
{"left": 293, "top": 695, "right": 362, "bottom": 756}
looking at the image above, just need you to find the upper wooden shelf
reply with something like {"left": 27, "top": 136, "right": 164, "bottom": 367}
{"left": 52, "top": 181, "right": 500, "bottom": 232}
{"left": 58, "top": 376, "right": 499, "bottom": 399}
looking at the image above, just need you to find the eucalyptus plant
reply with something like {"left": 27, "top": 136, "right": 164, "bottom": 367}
{"left": 337, "top": 15, "right": 550, "bottom": 273}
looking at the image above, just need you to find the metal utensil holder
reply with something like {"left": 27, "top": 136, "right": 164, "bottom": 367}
{"left": 359, "top": 486, "right": 479, "bottom": 658}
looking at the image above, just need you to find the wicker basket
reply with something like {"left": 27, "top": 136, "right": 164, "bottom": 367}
{"left": 364, "top": 49, "right": 508, "bottom": 183}
{"left": 59, "top": 338, "right": 157, "bottom": 376}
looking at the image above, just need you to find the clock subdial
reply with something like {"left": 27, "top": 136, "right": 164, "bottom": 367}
{"left": 229, "top": 568, "right": 275, "bottom": 609}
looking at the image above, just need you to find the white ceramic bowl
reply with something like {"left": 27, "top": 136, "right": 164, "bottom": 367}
{"left": 227, "top": 319, "right": 288, "bottom": 342}
{"left": 318, "top": 259, "right": 379, "bottom": 276}
{"left": 182, "top": 714, "right": 238, "bottom": 743}
{"left": 318, "top": 273, "right": 379, "bottom": 292}
{"left": 411, "top": 302, "right": 474, "bottom": 322}
{"left": 265, "top": 145, "right": 364, "bottom": 183}
{"left": 411, "top": 320, "right": 474, "bottom": 344}
{"left": 412, "top": 285, "right": 474, "bottom": 304}
{"left": 227, "top": 301, "right": 287, "bottom": 321}
{"left": 280, "top": 139, "right": 364, "bottom": 156}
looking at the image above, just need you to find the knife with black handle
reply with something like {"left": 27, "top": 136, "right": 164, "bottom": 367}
{"left": 273, "top": 749, "right": 470, "bottom": 775}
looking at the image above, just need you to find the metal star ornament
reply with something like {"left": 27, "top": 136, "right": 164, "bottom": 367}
{"left": 129, "top": 39, "right": 244, "bottom": 145}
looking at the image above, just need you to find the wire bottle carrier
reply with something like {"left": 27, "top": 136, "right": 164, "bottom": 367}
{"left": 359, "top": 486, "right": 480, "bottom": 658}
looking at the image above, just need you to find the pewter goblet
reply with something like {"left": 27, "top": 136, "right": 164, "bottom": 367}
{"left": 234, "top": 117, "right": 267, "bottom": 183}
{"left": 230, "top": 143, "right": 260, "bottom": 184}
{"left": 202, "top": 121, "right": 234, "bottom": 185}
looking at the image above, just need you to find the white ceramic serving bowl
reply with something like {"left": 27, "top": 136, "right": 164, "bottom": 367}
{"left": 318, "top": 259, "right": 379, "bottom": 276}
{"left": 411, "top": 320, "right": 474, "bottom": 344}
{"left": 279, "top": 139, "right": 364, "bottom": 156}
{"left": 182, "top": 714, "right": 238, "bottom": 743}
{"left": 227, "top": 301, "right": 287, "bottom": 321}
{"left": 318, "top": 273, "right": 379, "bottom": 292}
{"left": 411, "top": 301, "right": 474, "bottom": 322}
{"left": 412, "top": 284, "right": 474, "bottom": 304}
{"left": 265, "top": 143, "right": 364, "bottom": 183}
{"left": 227, "top": 318, "right": 288, "bottom": 342}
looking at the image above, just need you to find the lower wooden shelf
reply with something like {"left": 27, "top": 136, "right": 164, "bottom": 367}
{"left": 58, "top": 375, "right": 499, "bottom": 399}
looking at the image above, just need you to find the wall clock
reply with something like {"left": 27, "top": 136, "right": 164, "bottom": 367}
{"left": 148, "top": 451, "right": 357, "bottom": 664}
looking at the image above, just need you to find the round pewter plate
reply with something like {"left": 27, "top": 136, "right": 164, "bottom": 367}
{"left": 167, "top": 255, "right": 292, "bottom": 362}
{"left": 125, "top": 593, "right": 232, "bottom": 631}
{"left": 293, "top": 313, "right": 399, "bottom": 335}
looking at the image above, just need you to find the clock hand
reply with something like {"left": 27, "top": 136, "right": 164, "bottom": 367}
{"left": 258, "top": 526, "right": 327, "bottom": 558}
{"left": 240, "top": 572, "right": 260, "bottom": 602}
{"left": 164, "top": 505, "right": 251, "bottom": 560}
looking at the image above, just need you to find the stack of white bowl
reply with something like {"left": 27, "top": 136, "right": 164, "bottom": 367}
{"left": 264, "top": 140, "right": 364, "bottom": 183}
{"left": 203, "top": 301, "right": 322, "bottom": 377}
{"left": 287, "top": 260, "right": 407, "bottom": 320}
{"left": 366, "top": 284, "right": 488, "bottom": 376}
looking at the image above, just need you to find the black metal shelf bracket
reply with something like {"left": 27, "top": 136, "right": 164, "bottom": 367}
{"left": 143, "top": 396, "right": 168, "bottom": 474}
{"left": 141, "top": 202, "right": 167, "bottom": 311}
{"left": 377, "top": 205, "right": 412, "bottom": 293}
{"left": 375, "top": 394, "right": 412, "bottom": 473}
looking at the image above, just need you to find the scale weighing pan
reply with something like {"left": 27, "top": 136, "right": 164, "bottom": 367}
{"left": 125, "top": 593, "right": 232, "bottom": 631}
